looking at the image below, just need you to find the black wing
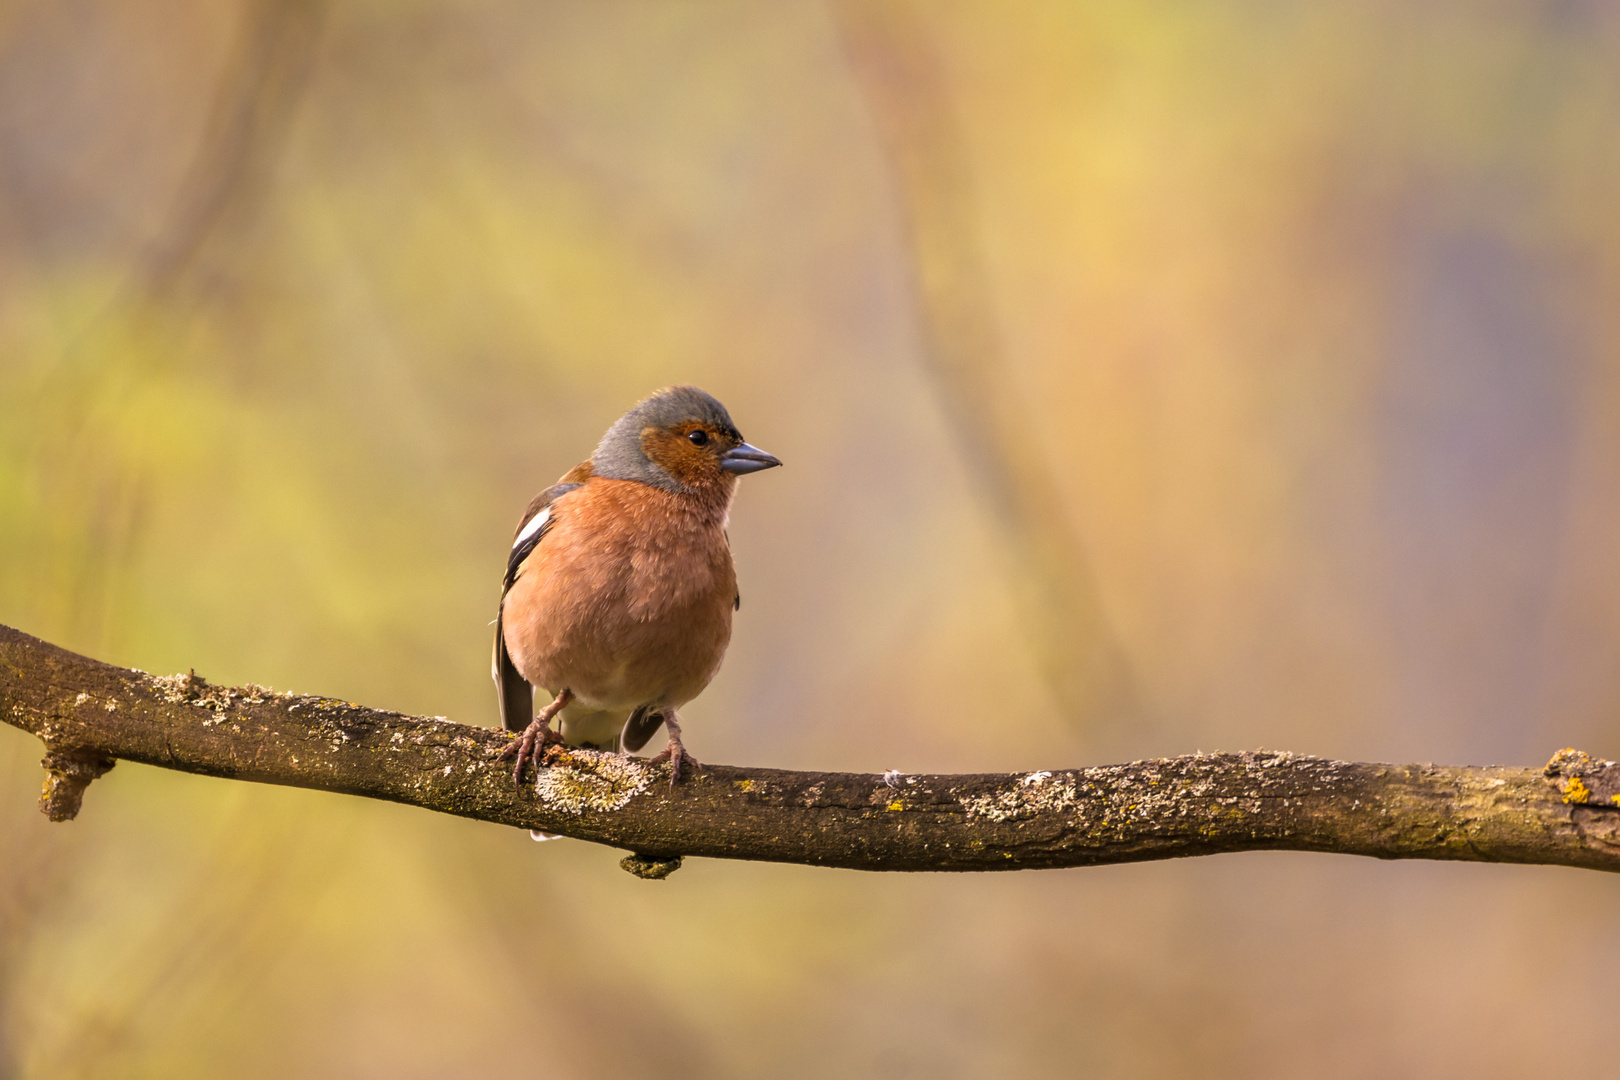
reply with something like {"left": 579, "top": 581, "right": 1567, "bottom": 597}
{"left": 493, "top": 627, "right": 533, "bottom": 734}
{"left": 493, "top": 481, "right": 582, "bottom": 732}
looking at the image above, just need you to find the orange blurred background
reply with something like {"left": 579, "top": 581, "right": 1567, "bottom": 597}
{"left": 2, "top": 1, "right": 1618, "bottom": 1076}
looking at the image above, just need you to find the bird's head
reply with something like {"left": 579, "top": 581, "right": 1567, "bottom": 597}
{"left": 592, "top": 385, "right": 781, "bottom": 494}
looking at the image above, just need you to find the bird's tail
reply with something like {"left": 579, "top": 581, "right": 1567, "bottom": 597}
{"left": 621, "top": 706, "right": 665, "bottom": 753}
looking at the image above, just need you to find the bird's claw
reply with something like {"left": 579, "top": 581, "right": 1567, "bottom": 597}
{"left": 647, "top": 745, "right": 701, "bottom": 787}
{"left": 496, "top": 723, "right": 565, "bottom": 785}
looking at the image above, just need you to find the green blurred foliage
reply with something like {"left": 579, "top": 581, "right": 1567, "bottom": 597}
{"left": 2, "top": 1, "right": 1619, "bottom": 1077}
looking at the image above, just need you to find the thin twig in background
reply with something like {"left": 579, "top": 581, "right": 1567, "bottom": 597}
{"left": 829, "top": 0, "right": 1140, "bottom": 731}
{"left": 140, "top": 0, "right": 328, "bottom": 302}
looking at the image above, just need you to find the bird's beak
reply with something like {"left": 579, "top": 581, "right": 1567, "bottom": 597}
{"left": 719, "top": 442, "right": 782, "bottom": 475}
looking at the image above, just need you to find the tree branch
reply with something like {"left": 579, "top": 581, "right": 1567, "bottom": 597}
{"left": 2, "top": 623, "right": 1617, "bottom": 876}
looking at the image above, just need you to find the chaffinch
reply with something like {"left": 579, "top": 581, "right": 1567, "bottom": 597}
{"left": 493, "top": 385, "right": 781, "bottom": 786}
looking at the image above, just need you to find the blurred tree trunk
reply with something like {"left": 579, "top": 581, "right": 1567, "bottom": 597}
{"left": 829, "top": 0, "right": 1142, "bottom": 732}
{"left": 2, "top": 624, "right": 1617, "bottom": 877}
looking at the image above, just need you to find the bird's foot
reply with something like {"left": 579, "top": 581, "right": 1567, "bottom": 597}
{"left": 646, "top": 712, "right": 698, "bottom": 787}
{"left": 495, "top": 688, "right": 574, "bottom": 785}
{"left": 496, "top": 720, "right": 566, "bottom": 784}
{"left": 647, "top": 744, "right": 701, "bottom": 786}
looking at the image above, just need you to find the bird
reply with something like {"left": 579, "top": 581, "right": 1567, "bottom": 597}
{"left": 493, "top": 385, "right": 781, "bottom": 787}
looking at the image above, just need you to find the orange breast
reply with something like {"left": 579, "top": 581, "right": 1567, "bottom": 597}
{"left": 500, "top": 478, "right": 737, "bottom": 712}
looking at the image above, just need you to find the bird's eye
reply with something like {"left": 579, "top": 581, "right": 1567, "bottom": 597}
{"left": 687, "top": 430, "right": 709, "bottom": 446}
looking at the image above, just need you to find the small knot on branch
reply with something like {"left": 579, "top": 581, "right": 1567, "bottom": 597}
{"left": 619, "top": 853, "right": 682, "bottom": 879}
{"left": 39, "top": 749, "right": 116, "bottom": 822}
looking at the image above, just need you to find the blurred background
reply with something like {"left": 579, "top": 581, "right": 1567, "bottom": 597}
{"left": 2, "top": 0, "right": 1618, "bottom": 1075}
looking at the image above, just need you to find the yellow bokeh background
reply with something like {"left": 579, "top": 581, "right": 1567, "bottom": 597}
{"left": 3, "top": 2, "right": 1618, "bottom": 1076}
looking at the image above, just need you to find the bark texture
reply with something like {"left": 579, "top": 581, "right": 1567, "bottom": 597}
{"left": 2, "top": 624, "right": 1617, "bottom": 875}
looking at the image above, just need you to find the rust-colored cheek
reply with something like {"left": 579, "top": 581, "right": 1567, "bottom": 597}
{"left": 640, "top": 426, "right": 724, "bottom": 487}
